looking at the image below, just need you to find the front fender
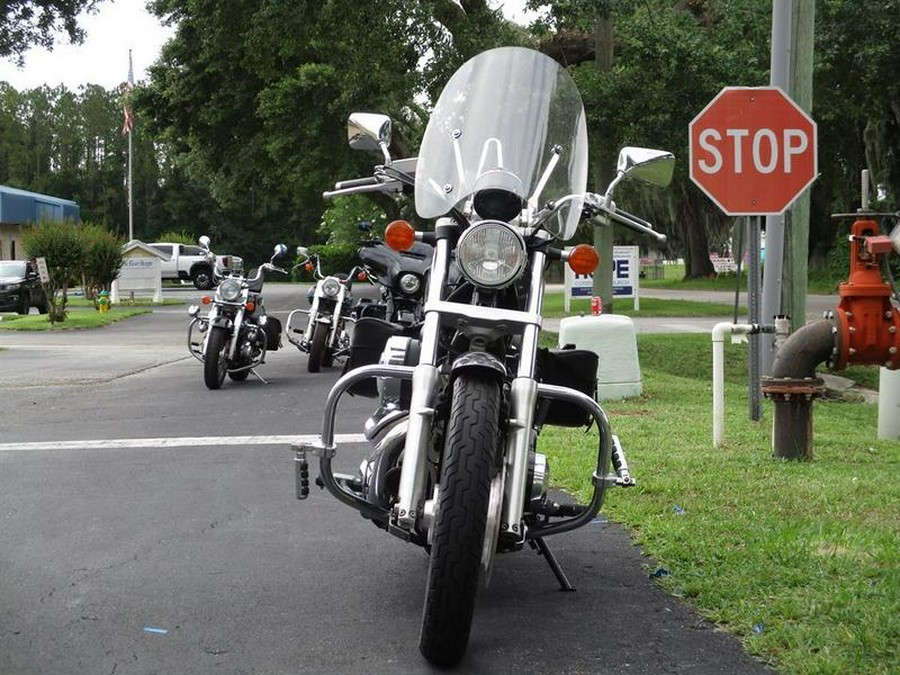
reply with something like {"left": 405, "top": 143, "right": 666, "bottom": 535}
{"left": 450, "top": 351, "right": 506, "bottom": 382}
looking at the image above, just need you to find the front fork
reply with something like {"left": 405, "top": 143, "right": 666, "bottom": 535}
{"left": 393, "top": 227, "right": 547, "bottom": 539}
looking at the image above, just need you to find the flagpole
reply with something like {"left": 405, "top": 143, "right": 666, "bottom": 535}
{"left": 128, "top": 116, "right": 133, "bottom": 241}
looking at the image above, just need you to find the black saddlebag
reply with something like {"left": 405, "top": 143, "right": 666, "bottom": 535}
{"left": 536, "top": 347, "right": 598, "bottom": 427}
{"left": 342, "top": 317, "right": 403, "bottom": 397}
{"left": 263, "top": 316, "right": 282, "bottom": 351}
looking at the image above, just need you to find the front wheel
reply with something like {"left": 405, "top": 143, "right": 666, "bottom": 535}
{"left": 419, "top": 371, "right": 501, "bottom": 667}
{"left": 17, "top": 293, "right": 30, "bottom": 315}
{"left": 307, "top": 321, "right": 328, "bottom": 373}
{"left": 203, "top": 326, "right": 230, "bottom": 389}
{"left": 192, "top": 266, "right": 214, "bottom": 290}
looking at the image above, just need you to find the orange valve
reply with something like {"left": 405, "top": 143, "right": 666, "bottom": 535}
{"left": 385, "top": 220, "right": 416, "bottom": 251}
{"left": 567, "top": 244, "right": 599, "bottom": 275}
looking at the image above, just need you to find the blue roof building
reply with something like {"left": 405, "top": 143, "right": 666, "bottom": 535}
{"left": 0, "top": 185, "right": 80, "bottom": 260}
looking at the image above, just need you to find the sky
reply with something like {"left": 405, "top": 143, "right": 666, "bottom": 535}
{"left": 0, "top": 0, "right": 537, "bottom": 92}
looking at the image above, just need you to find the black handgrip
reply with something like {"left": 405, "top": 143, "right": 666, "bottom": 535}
{"left": 335, "top": 176, "right": 379, "bottom": 189}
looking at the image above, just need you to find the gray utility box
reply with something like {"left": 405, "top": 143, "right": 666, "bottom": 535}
{"left": 558, "top": 314, "right": 642, "bottom": 400}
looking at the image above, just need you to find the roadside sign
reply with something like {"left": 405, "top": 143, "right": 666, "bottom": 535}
{"left": 35, "top": 257, "right": 50, "bottom": 284}
{"left": 564, "top": 246, "right": 640, "bottom": 311}
{"left": 689, "top": 86, "right": 817, "bottom": 215}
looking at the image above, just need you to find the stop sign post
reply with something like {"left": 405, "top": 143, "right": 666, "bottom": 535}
{"left": 689, "top": 87, "right": 817, "bottom": 216}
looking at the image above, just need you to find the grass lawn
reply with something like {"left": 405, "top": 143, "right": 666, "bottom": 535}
{"left": 538, "top": 332, "right": 898, "bottom": 674}
{"left": 0, "top": 305, "right": 152, "bottom": 330}
{"left": 543, "top": 291, "right": 742, "bottom": 318}
{"left": 642, "top": 262, "right": 840, "bottom": 295}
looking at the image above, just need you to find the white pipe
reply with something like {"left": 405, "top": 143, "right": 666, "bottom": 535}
{"left": 713, "top": 323, "right": 761, "bottom": 447}
{"left": 878, "top": 367, "right": 900, "bottom": 439}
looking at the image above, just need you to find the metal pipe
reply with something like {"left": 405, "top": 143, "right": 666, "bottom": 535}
{"left": 761, "top": 319, "right": 835, "bottom": 459}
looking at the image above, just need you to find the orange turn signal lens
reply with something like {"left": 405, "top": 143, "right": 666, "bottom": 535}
{"left": 201, "top": 296, "right": 212, "bottom": 305}
{"left": 357, "top": 270, "right": 368, "bottom": 282}
{"left": 385, "top": 220, "right": 416, "bottom": 251}
{"left": 567, "top": 244, "right": 599, "bottom": 275}
{"left": 245, "top": 301, "right": 256, "bottom": 313}
{"left": 305, "top": 261, "right": 313, "bottom": 272}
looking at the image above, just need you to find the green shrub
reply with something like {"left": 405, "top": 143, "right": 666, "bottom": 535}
{"left": 22, "top": 219, "right": 85, "bottom": 323}
{"left": 294, "top": 242, "right": 360, "bottom": 282}
{"left": 80, "top": 223, "right": 124, "bottom": 305}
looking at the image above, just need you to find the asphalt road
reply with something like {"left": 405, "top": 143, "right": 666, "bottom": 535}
{"left": 0, "top": 285, "right": 772, "bottom": 674}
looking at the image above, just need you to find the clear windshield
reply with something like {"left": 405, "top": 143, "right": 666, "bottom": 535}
{"left": 415, "top": 47, "right": 588, "bottom": 239}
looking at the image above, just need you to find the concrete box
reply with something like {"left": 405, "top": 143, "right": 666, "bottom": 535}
{"left": 558, "top": 314, "right": 642, "bottom": 399}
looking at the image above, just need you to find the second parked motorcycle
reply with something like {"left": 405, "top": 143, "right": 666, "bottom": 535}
{"left": 286, "top": 249, "right": 363, "bottom": 373}
{"left": 188, "top": 242, "right": 288, "bottom": 389}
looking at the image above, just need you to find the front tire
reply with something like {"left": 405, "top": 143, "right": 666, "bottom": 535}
{"left": 419, "top": 371, "right": 501, "bottom": 667}
{"left": 203, "top": 327, "right": 230, "bottom": 389}
{"left": 17, "top": 293, "right": 30, "bottom": 315}
{"left": 192, "top": 266, "right": 214, "bottom": 290}
{"left": 307, "top": 322, "right": 328, "bottom": 373}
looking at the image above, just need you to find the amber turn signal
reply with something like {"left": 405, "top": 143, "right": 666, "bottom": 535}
{"left": 385, "top": 220, "right": 415, "bottom": 251}
{"left": 567, "top": 244, "right": 599, "bottom": 274}
{"left": 357, "top": 270, "right": 368, "bottom": 282}
{"left": 201, "top": 296, "right": 212, "bottom": 305}
{"left": 245, "top": 301, "right": 256, "bottom": 313}
{"left": 305, "top": 261, "right": 313, "bottom": 272}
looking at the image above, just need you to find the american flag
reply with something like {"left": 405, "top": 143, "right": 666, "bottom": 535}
{"left": 121, "top": 50, "right": 134, "bottom": 135}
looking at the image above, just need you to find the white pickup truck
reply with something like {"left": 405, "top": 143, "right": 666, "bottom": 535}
{"left": 148, "top": 242, "right": 243, "bottom": 290}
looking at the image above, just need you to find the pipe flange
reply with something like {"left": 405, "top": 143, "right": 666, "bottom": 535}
{"left": 760, "top": 376, "right": 827, "bottom": 401}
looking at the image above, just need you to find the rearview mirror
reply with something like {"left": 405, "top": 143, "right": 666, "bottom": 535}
{"left": 348, "top": 113, "right": 392, "bottom": 153}
{"left": 617, "top": 147, "right": 675, "bottom": 188}
{"left": 272, "top": 243, "right": 288, "bottom": 260}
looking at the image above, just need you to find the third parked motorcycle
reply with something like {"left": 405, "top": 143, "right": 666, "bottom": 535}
{"left": 188, "top": 241, "right": 288, "bottom": 389}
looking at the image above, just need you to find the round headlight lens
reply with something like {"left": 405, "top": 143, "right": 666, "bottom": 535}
{"left": 321, "top": 277, "right": 341, "bottom": 298}
{"left": 218, "top": 278, "right": 242, "bottom": 302}
{"left": 456, "top": 220, "right": 527, "bottom": 289}
{"left": 398, "top": 273, "right": 421, "bottom": 295}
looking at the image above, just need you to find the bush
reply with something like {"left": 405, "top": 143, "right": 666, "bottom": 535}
{"left": 155, "top": 230, "right": 195, "bottom": 245}
{"left": 22, "top": 219, "right": 85, "bottom": 323}
{"left": 80, "top": 223, "right": 124, "bottom": 305}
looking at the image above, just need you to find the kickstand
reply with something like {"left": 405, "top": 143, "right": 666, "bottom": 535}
{"left": 249, "top": 368, "right": 269, "bottom": 384}
{"left": 530, "top": 537, "right": 575, "bottom": 592}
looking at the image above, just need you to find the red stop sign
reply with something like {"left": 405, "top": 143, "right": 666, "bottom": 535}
{"left": 689, "top": 87, "right": 817, "bottom": 216}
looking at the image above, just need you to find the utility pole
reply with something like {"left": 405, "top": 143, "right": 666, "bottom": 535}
{"left": 760, "top": 0, "right": 793, "bottom": 376}
{"left": 592, "top": 15, "right": 615, "bottom": 312}
{"left": 784, "top": 0, "right": 815, "bottom": 333}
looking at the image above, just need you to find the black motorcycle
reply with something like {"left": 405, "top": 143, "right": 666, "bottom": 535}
{"left": 188, "top": 242, "right": 288, "bottom": 389}
{"left": 296, "top": 47, "right": 675, "bottom": 666}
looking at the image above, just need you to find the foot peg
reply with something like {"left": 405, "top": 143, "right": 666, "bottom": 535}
{"left": 611, "top": 434, "right": 636, "bottom": 487}
{"left": 293, "top": 446, "right": 309, "bottom": 499}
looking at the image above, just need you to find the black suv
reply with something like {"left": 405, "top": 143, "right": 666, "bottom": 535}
{"left": 0, "top": 260, "right": 49, "bottom": 314}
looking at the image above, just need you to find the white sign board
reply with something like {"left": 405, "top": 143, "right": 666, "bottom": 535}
{"left": 111, "top": 257, "right": 163, "bottom": 302}
{"left": 564, "top": 246, "right": 640, "bottom": 312}
{"left": 35, "top": 257, "right": 50, "bottom": 284}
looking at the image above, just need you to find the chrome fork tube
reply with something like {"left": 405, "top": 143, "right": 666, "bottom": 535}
{"left": 228, "top": 305, "right": 244, "bottom": 359}
{"left": 502, "top": 249, "right": 546, "bottom": 535}
{"left": 394, "top": 231, "right": 450, "bottom": 531}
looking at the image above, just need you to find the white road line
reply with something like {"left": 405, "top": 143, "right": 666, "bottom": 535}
{"left": 0, "top": 433, "right": 368, "bottom": 453}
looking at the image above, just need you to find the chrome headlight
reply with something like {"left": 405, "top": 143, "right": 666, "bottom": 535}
{"left": 218, "top": 278, "right": 242, "bottom": 302}
{"left": 321, "top": 277, "right": 341, "bottom": 298}
{"left": 398, "top": 273, "right": 421, "bottom": 295}
{"left": 456, "top": 220, "right": 527, "bottom": 289}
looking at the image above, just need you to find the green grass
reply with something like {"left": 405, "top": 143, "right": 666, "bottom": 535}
{"left": 0, "top": 306, "right": 152, "bottom": 330}
{"left": 642, "top": 262, "right": 840, "bottom": 295}
{"left": 539, "top": 332, "right": 898, "bottom": 674}
{"left": 543, "top": 291, "right": 742, "bottom": 318}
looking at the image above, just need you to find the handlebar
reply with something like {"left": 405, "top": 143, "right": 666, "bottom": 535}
{"left": 323, "top": 180, "right": 404, "bottom": 200}
{"left": 585, "top": 193, "right": 667, "bottom": 245}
